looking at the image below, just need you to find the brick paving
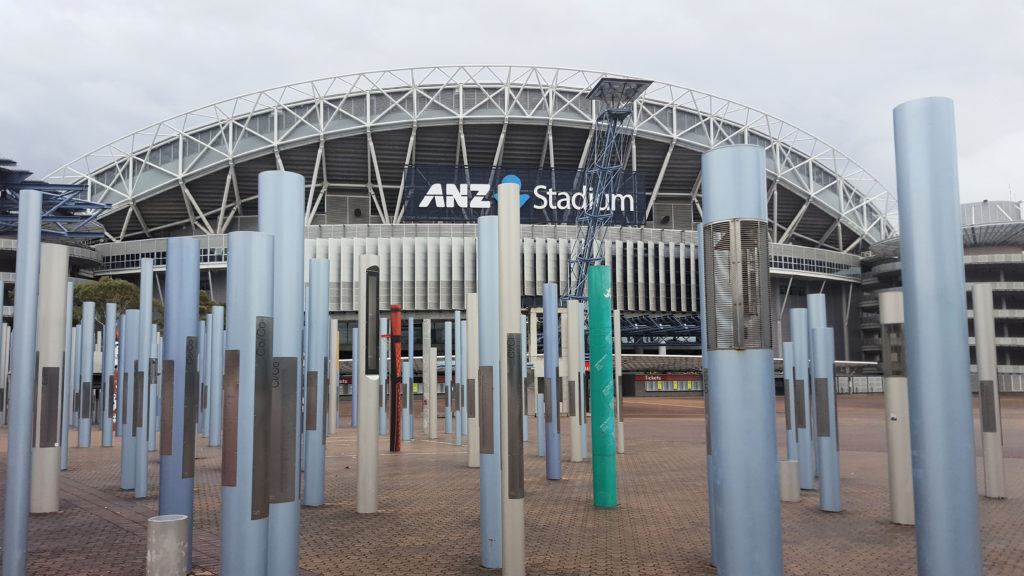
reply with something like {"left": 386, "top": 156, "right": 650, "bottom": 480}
{"left": 2, "top": 394, "right": 1023, "bottom": 575}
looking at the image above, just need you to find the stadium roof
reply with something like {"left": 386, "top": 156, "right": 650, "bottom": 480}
{"left": 46, "top": 66, "right": 897, "bottom": 250}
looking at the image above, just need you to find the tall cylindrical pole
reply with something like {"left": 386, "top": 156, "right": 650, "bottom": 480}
{"left": 220, "top": 232, "right": 273, "bottom": 576}
{"left": 445, "top": 320, "right": 454, "bottom": 436}
{"left": 811, "top": 327, "right": 840, "bottom": 512}
{"left": 2, "top": 189, "right": 42, "bottom": 576}
{"left": 79, "top": 302, "right": 96, "bottom": 447}
{"left": 388, "top": 305, "right": 403, "bottom": 452}
{"left": 467, "top": 294, "right": 480, "bottom": 467}
{"left": 587, "top": 266, "right": 616, "bottom": 507}
{"left": 461, "top": 318, "right": 469, "bottom": 436}
{"left": 423, "top": 319, "right": 435, "bottom": 439}
{"left": 455, "top": 311, "right": 463, "bottom": 446}
{"left": 329, "top": 318, "right": 340, "bottom": 435}
{"left": 149, "top": 323, "right": 160, "bottom": 452}
{"left": 258, "top": 170, "right": 304, "bottom": 576}
{"left": 542, "top": 284, "right": 562, "bottom": 480}
{"left": 136, "top": 258, "right": 154, "bottom": 499}
{"left": 477, "top": 216, "right": 502, "bottom": 568}
{"left": 973, "top": 283, "right": 1005, "bottom": 499}
{"left": 379, "top": 317, "right": 388, "bottom": 437}
{"left": 61, "top": 281, "right": 73, "bottom": 470}
{"left": 894, "top": 97, "right": 981, "bottom": 576}
{"left": 357, "top": 254, "right": 380, "bottom": 514}
{"left": 121, "top": 309, "right": 138, "bottom": 491}
{"left": 209, "top": 306, "right": 225, "bottom": 447}
{"left": 879, "top": 289, "right": 914, "bottom": 525}
{"left": 403, "top": 317, "right": 414, "bottom": 441}
{"left": 790, "top": 307, "right": 813, "bottom": 490}
{"left": 31, "top": 243, "right": 69, "bottom": 514}
{"left": 102, "top": 302, "right": 116, "bottom": 447}
{"left": 613, "top": 309, "right": 624, "bottom": 454}
{"left": 498, "top": 179, "right": 525, "bottom": 575}
{"left": 701, "top": 145, "right": 783, "bottom": 576}
{"left": 567, "top": 300, "right": 582, "bottom": 463}
{"left": 117, "top": 313, "right": 127, "bottom": 440}
{"left": 782, "top": 341, "right": 797, "bottom": 460}
{"left": 351, "top": 326, "right": 358, "bottom": 428}
{"left": 303, "top": 259, "right": 329, "bottom": 506}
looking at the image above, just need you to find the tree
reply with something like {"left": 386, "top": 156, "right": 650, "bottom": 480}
{"left": 72, "top": 277, "right": 221, "bottom": 330}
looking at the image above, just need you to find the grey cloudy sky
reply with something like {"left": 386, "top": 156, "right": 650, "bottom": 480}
{"left": 2, "top": 0, "right": 1021, "bottom": 205}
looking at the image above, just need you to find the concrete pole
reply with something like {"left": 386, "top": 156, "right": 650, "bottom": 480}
{"left": 879, "top": 289, "right": 914, "bottom": 525}
{"left": 894, "top": 97, "right": 981, "bottom": 576}
{"left": 613, "top": 309, "right": 624, "bottom": 454}
{"left": 258, "top": 171, "right": 304, "bottom": 576}
{"left": 467, "top": 294, "right": 480, "bottom": 468}
{"left": 136, "top": 258, "right": 154, "bottom": 499}
{"left": 477, "top": 215, "right": 502, "bottom": 568}
{"left": 357, "top": 254, "right": 380, "bottom": 514}
{"left": 102, "top": 302, "right": 116, "bottom": 447}
{"left": 209, "top": 306, "right": 225, "bottom": 447}
{"left": 351, "top": 326, "right": 358, "bottom": 428}
{"left": 445, "top": 320, "right": 454, "bottom": 436}
{"left": 811, "top": 327, "right": 840, "bottom": 512}
{"left": 701, "top": 145, "right": 783, "bottom": 576}
{"left": 2, "top": 189, "right": 42, "bottom": 576}
{"left": 79, "top": 302, "right": 96, "bottom": 447}
{"left": 790, "top": 308, "right": 814, "bottom": 490}
{"left": 329, "top": 318, "right": 339, "bottom": 435}
{"left": 147, "top": 514, "right": 189, "bottom": 576}
{"left": 543, "top": 284, "right": 562, "bottom": 480}
{"left": 303, "top": 259, "right": 329, "bottom": 506}
{"left": 220, "top": 232, "right": 272, "bottom": 576}
{"left": 497, "top": 179, "right": 525, "bottom": 575}
{"left": 61, "top": 282, "right": 73, "bottom": 470}
{"left": 378, "top": 317, "right": 388, "bottom": 437}
{"left": 587, "top": 266, "right": 616, "bottom": 507}
{"left": 782, "top": 341, "right": 797, "bottom": 460}
{"left": 973, "top": 283, "right": 1005, "bottom": 499}
{"left": 567, "top": 300, "right": 582, "bottom": 463}
{"left": 403, "top": 317, "right": 414, "bottom": 441}
{"left": 32, "top": 243, "right": 68, "bottom": 514}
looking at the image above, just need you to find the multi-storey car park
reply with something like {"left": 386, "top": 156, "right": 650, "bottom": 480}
{"left": 29, "top": 65, "right": 900, "bottom": 385}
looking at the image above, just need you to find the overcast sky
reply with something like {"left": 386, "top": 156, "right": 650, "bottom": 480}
{"left": 2, "top": 0, "right": 1021, "bottom": 206}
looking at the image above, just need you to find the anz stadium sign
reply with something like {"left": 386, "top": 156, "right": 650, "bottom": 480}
{"left": 401, "top": 165, "right": 645, "bottom": 225}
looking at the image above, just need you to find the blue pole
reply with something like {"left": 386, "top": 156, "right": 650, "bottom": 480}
{"left": 445, "top": 320, "right": 453, "bottom": 435}
{"left": 79, "top": 302, "right": 96, "bottom": 447}
{"left": 477, "top": 215, "right": 502, "bottom": 568}
{"left": 220, "top": 232, "right": 274, "bottom": 576}
{"left": 521, "top": 314, "right": 528, "bottom": 443}
{"left": 807, "top": 292, "right": 826, "bottom": 478}
{"left": 379, "top": 317, "right": 388, "bottom": 437}
{"left": 811, "top": 327, "right": 840, "bottom": 512}
{"left": 303, "top": 259, "right": 329, "bottom": 506}
{"left": 781, "top": 341, "right": 797, "bottom": 461}
{"left": 135, "top": 258, "right": 154, "bottom": 499}
{"left": 117, "top": 313, "right": 126, "bottom": 439}
{"left": 402, "top": 317, "right": 413, "bottom": 441}
{"left": 790, "top": 308, "right": 814, "bottom": 490}
{"left": 121, "top": 309, "right": 139, "bottom": 491}
{"left": 209, "top": 306, "right": 225, "bottom": 447}
{"left": 198, "top": 319, "right": 207, "bottom": 438}
{"left": 894, "top": 97, "right": 981, "bottom": 576}
{"left": 701, "top": 144, "right": 783, "bottom": 576}
{"left": 258, "top": 170, "right": 303, "bottom": 576}
{"left": 102, "top": 302, "right": 116, "bottom": 447}
{"left": 542, "top": 284, "right": 561, "bottom": 480}
{"left": 149, "top": 323, "right": 159, "bottom": 452}
{"left": 72, "top": 324, "right": 80, "bottom": 429}
{"left": 60, "top": 281, "right": 73, "bottom": 470}
{"left": 2, "top": 189, "right": 42, "bottom": 576}
{"left": 159, "top": 239, "right": 199, "bottom": 569}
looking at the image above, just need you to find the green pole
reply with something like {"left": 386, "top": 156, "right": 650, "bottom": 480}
{"left": 587, "top": 265, "right": 616, "bottom": 507}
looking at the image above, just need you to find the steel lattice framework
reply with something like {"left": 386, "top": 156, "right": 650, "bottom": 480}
{"left": 46, "top": 66, "right": 897, "bottom": 250}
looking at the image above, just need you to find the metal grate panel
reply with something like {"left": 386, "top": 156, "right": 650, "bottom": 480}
{"left": 704, "top": 219, "right": 771, "bottom": 350}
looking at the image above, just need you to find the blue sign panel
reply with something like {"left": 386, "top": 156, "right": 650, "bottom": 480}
{"left": 400, "top": 165, "right": 646, "bottom": 225}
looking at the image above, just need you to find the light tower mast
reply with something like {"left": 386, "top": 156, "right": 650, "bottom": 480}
{"left": 564, "top": 77, "right": 651, "bottom": 303}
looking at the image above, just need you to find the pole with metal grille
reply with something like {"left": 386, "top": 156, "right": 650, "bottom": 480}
{"left": 700, "top": 145, "right": 783, "bottom": 576}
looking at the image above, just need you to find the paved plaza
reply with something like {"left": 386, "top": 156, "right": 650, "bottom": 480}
{"left": 1, "top": 393, "right": 1023, "bottom": 575}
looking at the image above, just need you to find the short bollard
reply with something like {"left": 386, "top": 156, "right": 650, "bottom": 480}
{"left": 147, "top": 514, "right": 189, "bottom": 576}
{"left": 779, "top": 460, "right": 800, "bottom": 502}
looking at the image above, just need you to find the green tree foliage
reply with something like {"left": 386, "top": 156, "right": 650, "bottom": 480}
{"left": 71, "top": 277, "right": 221, "bottom": 330}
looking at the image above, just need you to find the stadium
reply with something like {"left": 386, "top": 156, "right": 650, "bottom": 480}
{"left": 39, "top": 65, "right": 901, "bottom": 380}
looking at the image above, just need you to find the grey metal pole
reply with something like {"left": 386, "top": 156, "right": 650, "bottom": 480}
{"left": 79, "top": 302, "right": 96, "bottom": 448}
{"left": 136, "top": 258, "right": 154, "bottom": 499}
{"left": 117, "top": 313, "right": 126, "bottom": 440}
{"left": 303, "top": 258, "right": 329, "bottom": 506}
{"left": 2, "top": 189, "right": 42, "bottom": 576}
{"left": 576, "top": 307, "right": 586, "bottom": 459}
{"left": 71, "top": 324, "right": 80, "bottom": 430}
{"left": 102, "top": 302, "right": 116, "bottom": 447}
{"left": 220, "top": 232, "right": 273, "bottom": 576}
{"left": 807, "top": 293, "right": 826, "bottom": 478}
{"left": 329, "top": 318, "right": 339, "bottom": 436}
{"left": 197, "top": 319, "right": 207, "bottom": 439}
{"left": 32, "top": 243, "right": 69, "bottom": 514}
{"left": 403, "top": 317, "right": 413, "bottom": 441}
{"left": 894, "top": 97, "right": 981, "bottom": 576}
{"left": 357, "top": 254, "right": 380, "bottom": 514}
{"left": 455, "top": 311, "right": 463, "bottom": 446}
{"left": 782, "top": 341, "right": 797, "bottom": 460}
{"left": 543, "top": 284, "right": 562, "bottom": 480}
{"left": 467, "top": 296, "right": 479, "bottom": 467}
{"left": 61, "top": 281, "right": 73, "bottom": 470}
{"left": 521, "top": 314, "right": 529, "bottom": 444}
{"left": 477, "top": 216, "right": 502, "bottom": 568}
{"left": 498, "top": 179, "right": 526, "bottom": 575}
{"left": 149, "top": 324, "right": 160, "bottom": 451}
{"left": 209, "top": 306, "right": 225, "bottom": 447}
{"left": 462, "top": 318, "right": 469, "bottom": 437}
{"left": 258, "top": 170, "right": 304, "bottom": 576}
{"left": 790, "top": 307, "right": 814, "bottom": 490}
{"left": 567, "top": 300, "right": 582, "bottom": 463}
{"left": 351, "top": 326, "right": 358, "bottom": 428}
{"left": 445, "top": 319, "right": 453, "bottom": 436}
{"left": 973, "top": 283, "right": 1005, "bottom": 499}
{"left": 379, "top": 316, "right": 388, "bottom": 437}
{"left": 701, "top": 145, "right": 783, "bottom": 576}
{"left": 811, "top": 327, "right": 840, "bottom": 512}
{"left": 613, "top": 309, "right": 624, "bottom": 454}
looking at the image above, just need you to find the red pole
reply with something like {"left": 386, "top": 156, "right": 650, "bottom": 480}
{"left": 388, "top": 305, "right": 403, "bottom": 451}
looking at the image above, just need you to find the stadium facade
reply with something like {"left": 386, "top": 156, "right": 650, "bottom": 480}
{"left": 39, "top": 65, "right": 902, "bottom": 367}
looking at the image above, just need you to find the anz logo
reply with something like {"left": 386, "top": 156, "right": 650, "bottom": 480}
{"left": 418, "top": 183, "right": 493, "bottom": 209}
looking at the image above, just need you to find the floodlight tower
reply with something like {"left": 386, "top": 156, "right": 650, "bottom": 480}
{"left": 564, "top": 77, "right": 651, "bottom": 303}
